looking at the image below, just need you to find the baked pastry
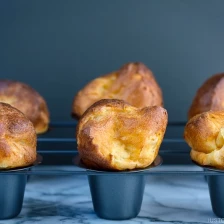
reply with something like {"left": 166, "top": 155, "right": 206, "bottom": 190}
{"left": 72, "top": 62, "right": 163, "bottom": 118}
{"left": 76, "top": 99, "right": 168, "bottom": 171}
{"left": 188, "top": 73, "right": 224, "bottom": 119}
{"left": 0, "top": 80, "right": 49, "bottom": 134}
{"left": 0, "top": 103, "right": 36, "bottom": 169}
{"left": 184, "top": 110, "right": 224, "bottom": 169}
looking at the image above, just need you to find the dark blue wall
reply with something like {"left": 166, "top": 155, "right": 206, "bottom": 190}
{"left": 1, "top": 0, "right": 224, "bottom": 121}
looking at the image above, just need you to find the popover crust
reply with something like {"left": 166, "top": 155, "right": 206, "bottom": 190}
{"left": 76, "top": 99, "right": 168, "bottom": 171}
{"left": 184, "top": 111, "right": 224, "bottom": 169}
{"left": 72, "top": 62, "right": 163, "bottom": 118}
{"left": 0, "top": 80, "right": 49, "bottom": 134}
{"left": 188, "top": 73, "right": 224, "bottom": 119}
{"left": 0, "top": 103, "right": 37, "bottom": 169}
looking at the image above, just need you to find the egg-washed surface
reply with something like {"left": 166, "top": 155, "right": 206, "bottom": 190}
{"left": 0, "top": 103, "right": 36, "bottom": 169}
{"left": 72, "top": 62, "right": 163, "bottom": 118}
{"left": 188, "top": 73, "right": 224, "bottom": 119}
{"left": 185, "top": 110, "right": 224, "bottom": 169}
{"left": 77, "top": 99, "right": 167, "bottom": 170}
{"left": 0, "top": 80, "right": 49, "bottom": 134}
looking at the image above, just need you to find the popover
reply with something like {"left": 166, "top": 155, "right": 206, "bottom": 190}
{"left": 0, "top": 80, "right": 49, "bottom": 134}
{"left": 188, "top": 73, "right": 224, "bottom": 119}
{"left": 72, "top": 62, "right": 163, "bottom": 118}
{"left": 0, "top": 103, "right": 36, "bottom": 169}
{"left": 76, "top": 99, "right": 168, "bottom": 171}
{"left": 184, "top": 110, "right": 224, "bottom": 169}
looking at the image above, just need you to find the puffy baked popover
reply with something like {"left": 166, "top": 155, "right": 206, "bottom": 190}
{"left": 0, "top": 80, "right": 50, "bottom": 134}
{"left": 184, "top": 110, "right": 224, "bottom": 169}
{"left": 76, "top": 99, "right": 168, "bottom": 171}
{"left": 188, "top": 73, "right": 224, "bottom": 119}
{"left": 0, "top": 103, "right": 36, "bottom": 169}
{"left": 72, "top": 62, "right": 163, "bottom": 118}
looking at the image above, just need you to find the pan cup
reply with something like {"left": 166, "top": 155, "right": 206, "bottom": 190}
{"left": 74, "top": 155, "right": 162, "bottom": 220}
{"left": 192, "top": 160, "right": 224, "bottom": 218}
{"left": 205, "top": 167, "right": 224, "bottom": 218}
{"left": 88, "top": 173, "right": 145, "bottom": 220}
{"left": 0, "top": 170, "right": 28, "bottom": 219}
{"left": 0, "top": 154, "right": 42, "bottom": 219}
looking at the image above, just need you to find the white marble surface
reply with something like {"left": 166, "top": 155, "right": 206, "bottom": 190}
{"left": 0, "top": 166, "right": 218, "bottom": 224}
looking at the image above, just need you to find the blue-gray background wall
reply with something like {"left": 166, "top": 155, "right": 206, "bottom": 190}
{"left": 0, "top": 0, "right": 224, "bottom": 122}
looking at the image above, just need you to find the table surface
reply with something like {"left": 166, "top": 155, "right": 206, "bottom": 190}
{"left": 1, "top": 165, "right": 217, "bottom": 224}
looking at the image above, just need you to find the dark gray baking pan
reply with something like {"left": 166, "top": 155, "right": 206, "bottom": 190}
{"left": 74, "top": 155, "right": 162, "bottom": 220}
{"left": 0, "top": 154, "right": 42, "bottom": 219}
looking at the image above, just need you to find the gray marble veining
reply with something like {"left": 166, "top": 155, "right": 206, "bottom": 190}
{"left": 0, "top": 166, "right": 217, "bottom": 224}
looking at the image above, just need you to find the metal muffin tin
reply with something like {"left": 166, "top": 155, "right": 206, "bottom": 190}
{"left": 0, "top": 154, "right": 42, "bottom": 219}
{"left": 2, "top": 122, "right": 224, "bottom": 220}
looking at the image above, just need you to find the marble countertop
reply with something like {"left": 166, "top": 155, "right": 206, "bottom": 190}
{"left": 0, "top": 165, "right": 218, "bottom": 224}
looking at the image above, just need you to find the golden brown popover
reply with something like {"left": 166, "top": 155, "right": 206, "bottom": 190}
{"left": 184, "top": 110, "right": 224, "bottom": 169}
{"left": 0, "top": 103, "right": 36, "bottom": 169}
{"left": 188, "top": 73, "right": 224, "bottom": 119}
{"left": 0, "top": 80, "right": 49, "bottom": 134}
{"left": 72, "top": 62, "right": 163, "bottom": 118}
{"left": 76, "top": 99, "right": 168, "bottom": 171}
